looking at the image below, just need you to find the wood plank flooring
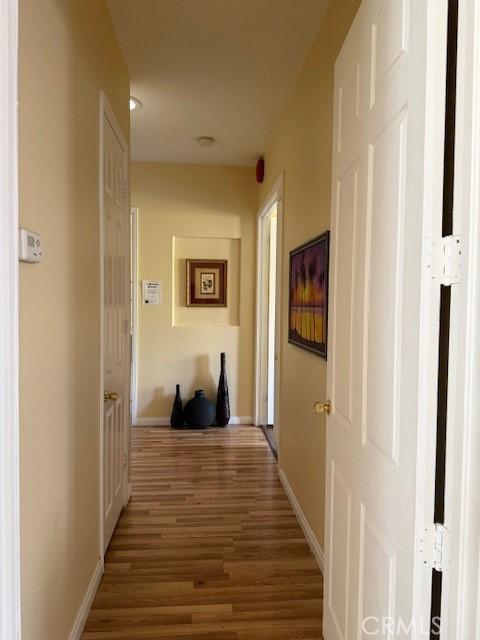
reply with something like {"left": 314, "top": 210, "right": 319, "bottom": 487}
{"left": 82, "top": 425, "right": 324, "bottom": 639}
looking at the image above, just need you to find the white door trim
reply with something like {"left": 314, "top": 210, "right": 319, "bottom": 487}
{"left": 0, "top": 0, "right": 21, "bottom": 637}
{"left": 254, "top": 173, "right": 284, "bottom": 452}
{"left": 99, "top": 91, "right": 130, "bottom": 559}
{"left": 442, "top": 0, "right": 480, "bottom": 634}
{"left": 130, "top": 207, "right": 139, "bottom": 426}
{"left": 411, "top": 0, "right": 450, "bottom": 627}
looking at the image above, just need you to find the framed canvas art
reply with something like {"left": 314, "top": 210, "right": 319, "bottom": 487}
{"left": 289, "top": 232, "right": 329, "bottom": 358}
{"left": 186, "top": 259, "right": 227, "bottom": 307}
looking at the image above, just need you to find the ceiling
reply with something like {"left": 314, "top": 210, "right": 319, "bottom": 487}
{"left": 107, "top": 0, "right": 331, "bottom": 166}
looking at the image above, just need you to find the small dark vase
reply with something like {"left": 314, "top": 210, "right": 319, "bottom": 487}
{"left": 170, "top": 384, "right": 184, "bottom": 428}
{"left": 184, "top": 390, "right": 215, "bottom": 429}
{"left": 216, "top": 352, "right": 231, "bottom": 427}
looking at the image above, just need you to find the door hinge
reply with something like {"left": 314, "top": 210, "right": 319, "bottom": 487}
{"left": 123, "top": 453, "right": 128, "bottom": 470}
{"left": 420, "top": 523, "right": 450, "bottom": 572}
{"left": 426, "top": 235, "right": 462, "bottom": 285}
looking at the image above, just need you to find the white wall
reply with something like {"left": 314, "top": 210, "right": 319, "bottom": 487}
{"left": 132, "top": 162, "right": 257, "bottom": 423}
{"left": 259, "top": 0, "right": 361, "bottom": 546}
{"left": 18, "top": 1, "right": 129, "bottom": 637}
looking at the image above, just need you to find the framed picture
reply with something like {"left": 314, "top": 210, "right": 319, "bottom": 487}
{"left": 186, "top": 259, "right": 227, "bottom": 307}
{"left": 289, "top": 231, "right": 329, "bottom": 359}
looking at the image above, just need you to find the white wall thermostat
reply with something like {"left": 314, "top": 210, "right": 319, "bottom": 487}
{"left": 19, "top": 228, "right": 42, "bottom": 263}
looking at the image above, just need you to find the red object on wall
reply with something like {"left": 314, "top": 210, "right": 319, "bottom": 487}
{"left": 256, "top": 158, "right": 265, "bottom": 183}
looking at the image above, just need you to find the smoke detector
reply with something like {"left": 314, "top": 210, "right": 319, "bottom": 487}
{"left": 196, "top": 136, "right": 216, "bottom": 147}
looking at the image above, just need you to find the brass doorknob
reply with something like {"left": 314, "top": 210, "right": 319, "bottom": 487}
{"left": 314, "top": 400, "right": 332, "bottom": 415}
{"left": 104, "top": 391, "right": 119, "bottom": 403}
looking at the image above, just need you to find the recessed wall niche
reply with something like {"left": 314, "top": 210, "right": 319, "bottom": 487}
{"left": 172, "top": 236, "right": 241, "bottom": 327}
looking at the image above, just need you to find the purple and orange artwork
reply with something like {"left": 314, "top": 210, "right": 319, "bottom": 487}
{"left": 289, "top": 232, "right": 329, "bottom": 359}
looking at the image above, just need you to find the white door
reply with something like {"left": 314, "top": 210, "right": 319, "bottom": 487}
{"left": 102, "top": 100, "right": 130, "bottom": 551}
{"left": 324, "top": 0, "right": 447, "bottom": 637}
{"left": 255, "top": 200, "right": 281, "bottom": 446}
{"left": 267, "top": 211, "right": 277, "bottom": 427}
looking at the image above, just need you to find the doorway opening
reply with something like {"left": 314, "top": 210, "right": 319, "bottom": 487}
{"left": 255, "top": 176, "right": 283, "bottom": 456}
{"left": 130, "top": 207, "right": 139, "bottom": 427}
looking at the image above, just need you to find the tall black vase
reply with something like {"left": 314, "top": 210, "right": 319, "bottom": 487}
{"left": 170, "top": 384, "right": 184, "bottom": 428}
{"left": 216, "top": 352, "right": 231, "bottom": 427}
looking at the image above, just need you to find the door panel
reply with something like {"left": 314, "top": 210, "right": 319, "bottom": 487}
{"left": 103, "top": 402, "right": 114, "bottom": 522}
{"left": 325, "top": 0, "right": 445, "bottom": 637}
{"left": 103, "top": 108, "right": 129, "bottom": 551}
{"left": 358, "top": 504, "right": 397, "bottom": 639}
{"left": 370, "top": 0, "right": 408, "bottom": 104}
{"left": 328, "top": 461, "right": 353, "bottom": 640}
{"left": 331, "top": 163, "right": 358, "bottom": 428}
{"left": 364, "top": 113, "right": 407, "bottom": 467}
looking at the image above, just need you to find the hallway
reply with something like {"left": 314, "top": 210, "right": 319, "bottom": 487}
{"left": 82, "top": 425, "right": 324, "bottom": 639}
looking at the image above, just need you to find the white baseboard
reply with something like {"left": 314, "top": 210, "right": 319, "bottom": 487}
{"left": 69, "top": 558, "right": 103, "bottom": 640}
{"left": 229, "top": 416, "right": 253, "bottom": 425}
{"left": 133, "top": 417, "right": 170, "bottom": 427}
{"left": 278, "top": 468, "right": 325, "bottom": 573}
{"left": 133, "top": 416, "right": 253, "bottom": 427}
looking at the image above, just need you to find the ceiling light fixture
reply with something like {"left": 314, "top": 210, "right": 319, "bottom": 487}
{"left": 196, "top": 136, "right": 216, "bottom": 148}
{"left": 129, "top": 96, "right": 142, "bottom": 112}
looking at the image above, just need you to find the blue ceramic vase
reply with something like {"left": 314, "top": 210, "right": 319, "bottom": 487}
{"left": 184, "top": 390, "right": 215, "bottom": 428}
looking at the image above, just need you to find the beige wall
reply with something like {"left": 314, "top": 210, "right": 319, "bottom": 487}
{"left": 260, "top": 0, "right": 361, "bottom": 548}
{"left": 132, "top": 163, "right": 257, "bottom": 421}
{"left": 18, "top": 1, "right": 129, "bottom": 638}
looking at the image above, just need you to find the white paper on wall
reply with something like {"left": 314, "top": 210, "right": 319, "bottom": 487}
{"left": 143, "top": 280, "right": 161, "bottom": 305}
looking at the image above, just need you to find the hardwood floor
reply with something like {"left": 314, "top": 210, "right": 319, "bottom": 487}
{"left": 82, "top": 425, "right": 324, "bottom": 639}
